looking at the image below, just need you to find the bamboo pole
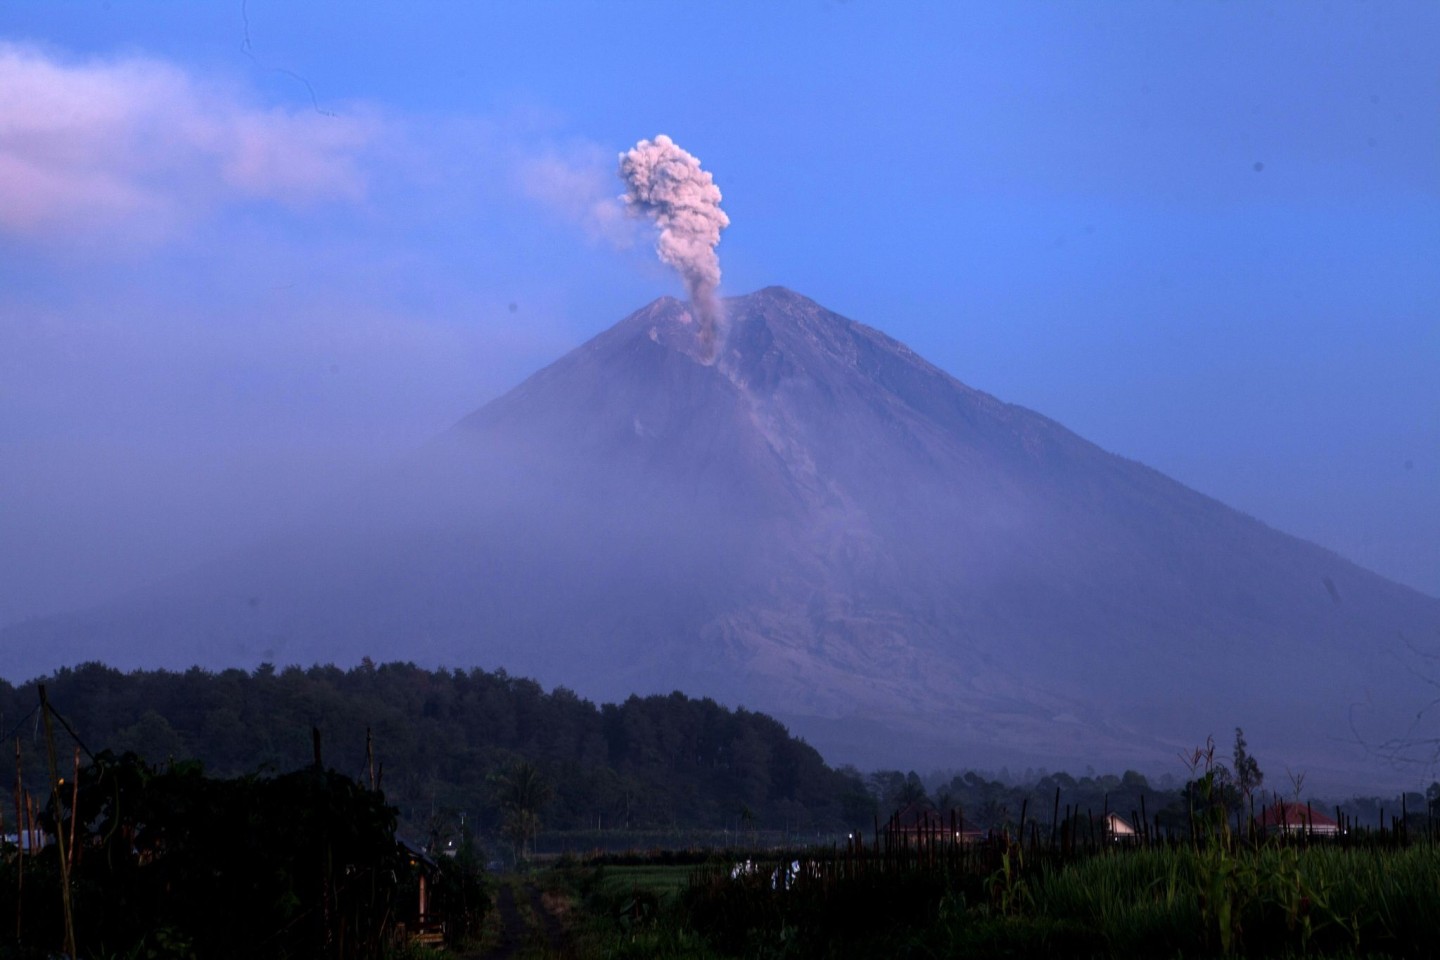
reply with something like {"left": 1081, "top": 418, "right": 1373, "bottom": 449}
{"left": 68, "top": 748, "right": 80, "bottom": 873}
{"left": 26, "top": 794, "right": 37, "bottom": 863}
{"left": 38, "top": 686, "right": 77, "bottom": 959}
{"left": 365, "top": 727, "right": 376, "bottom": 791}
{"left": 13, "top": 738, "right": 22, "bottom": 943}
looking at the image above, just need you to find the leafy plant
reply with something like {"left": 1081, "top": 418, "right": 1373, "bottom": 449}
{"left": 984, "top": 840, "right": 1034, "bottom": 917}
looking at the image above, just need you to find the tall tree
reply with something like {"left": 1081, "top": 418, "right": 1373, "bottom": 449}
{"left": 1232, "top": 726, "right": 1264, "bottom": 802}
{"left": 491, "top": 759, "right": 551, "bottom": 862}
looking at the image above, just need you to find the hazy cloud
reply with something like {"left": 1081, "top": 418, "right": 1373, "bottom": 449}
{"left": 0, "top": 42, "right": 381, "bottom": 242}
{"left": 516, "top": 142, "right": 636, "bottom": 248}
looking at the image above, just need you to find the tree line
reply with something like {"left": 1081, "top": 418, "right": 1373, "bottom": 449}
{"left": 4, "top": 666, "right": 1426, "bottom": 850}
{"left": 0, "top": 661, "right": 869, "bottom": 840}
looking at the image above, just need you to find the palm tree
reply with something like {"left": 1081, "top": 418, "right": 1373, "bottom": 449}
{"left": 492, "top": 760, "right": 552, "bottom": 862}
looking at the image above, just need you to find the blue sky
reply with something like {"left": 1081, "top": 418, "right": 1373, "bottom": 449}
{"left": 1, "top": 1, "right": 1436, "bottom": 623}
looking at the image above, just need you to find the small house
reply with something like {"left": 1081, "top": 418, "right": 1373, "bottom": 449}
{"left": 396, "top": 838, "right": 446, "bottom": 947}
{"left": 1253, "top": 801, "right": 1340, "bottom": 837}
{"left": 2, "top": 832, "right": 49, "bottom": 853}
{"left": 1099, "top": 812, "right": 1137, "bottom": 841}
{"left": 890, "top": 803, "right": 985, "bottom": 845}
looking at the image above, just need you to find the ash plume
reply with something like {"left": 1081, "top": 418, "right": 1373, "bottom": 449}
{"left": 618, "top": 135, "right": 730, "bottom": 359}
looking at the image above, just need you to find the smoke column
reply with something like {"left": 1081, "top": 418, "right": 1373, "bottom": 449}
{"left": 618, "top": 135, "right": 730, "bottom": 359}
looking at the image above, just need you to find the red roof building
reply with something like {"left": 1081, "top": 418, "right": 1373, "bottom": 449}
{"left": 1253, "top": 801, "right": 1340, "bottom": 837}
{"left": 890, "top": 803, "right": 985, "bottom": 844}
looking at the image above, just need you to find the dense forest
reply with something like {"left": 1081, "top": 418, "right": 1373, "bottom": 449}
{"left": 4, "top": 662, "right": 1422, "bottom": 857}
{"left": 1, "top": 661, "right": 873, "bottom": 840}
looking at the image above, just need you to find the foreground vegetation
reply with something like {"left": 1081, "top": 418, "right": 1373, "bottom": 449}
{"left": 496, "top": 750, "right": 1440, "bottom": 957}
{"left": 521, "top": 835, "right": 1440, "bottom": 959}
{"left": 8, "top": 664, "right": 1440, "bottom": 957}
{"left": 1, "top": 748, "right": 488, "bottom": 960}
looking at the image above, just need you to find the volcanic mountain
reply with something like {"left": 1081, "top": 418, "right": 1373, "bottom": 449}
{"left": 6, "top": 288, "right": 1438, "bottom": 786}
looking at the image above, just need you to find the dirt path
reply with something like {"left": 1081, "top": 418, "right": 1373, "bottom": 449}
{"left": 477, "top": 880, "right": 528, "bottom": 960}
{"left": 467, "top": 878, "right": 567, "bottom": 959}
{"left": 526, "top": 881, "right": 566, "bottom": 953}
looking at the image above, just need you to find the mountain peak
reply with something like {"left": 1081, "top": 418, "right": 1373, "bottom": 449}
{"left": 439, "top": 288, "right": 1440, "bottom": 784}
{"left": 593, "top": 286, "right": 848, "bottom": 373}
{"left": 743, "top": 284, "right": 812, "bottom": 304}
{"left": 8, "top": 287, "right": 1437, "bottom": 790}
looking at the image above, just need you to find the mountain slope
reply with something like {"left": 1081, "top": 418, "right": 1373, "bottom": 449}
{"left": 5, "top": 288, "right": 1436, "bottom": 787}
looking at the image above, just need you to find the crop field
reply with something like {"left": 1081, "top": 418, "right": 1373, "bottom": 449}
{"left": 528, "top": 820, "right": 1440, "bottom": 959}
{"left": 590, "top": 864, "right": 695, "bottom": 902}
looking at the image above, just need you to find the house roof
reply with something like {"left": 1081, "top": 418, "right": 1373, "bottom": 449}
{"left": 1099, "top": 812, "right": 1135, "bottom": 832}
{"left": 1254, "top": 801, "right": 1338, "bottom": 829}
{"left": 397, "top": 837, "right": 440, "bottom": 871}
{"left": 892, "top": 803, "right": 983, "bottom": 835}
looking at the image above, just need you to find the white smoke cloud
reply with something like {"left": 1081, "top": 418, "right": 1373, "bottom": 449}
{"left": 618, "top": 134, "right": 730, "bottom": 358}
{"left": 0, "top": 42, "right": 381, "bottom": 243}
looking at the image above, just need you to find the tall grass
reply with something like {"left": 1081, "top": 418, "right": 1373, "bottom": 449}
{"left": 1013, "top": 844, "right": 1440, "bottom": 957}
{"left": 1034, "top": 848, "right": 1204, "bottom": 955}
{"left": 666, "top": 842, "right": 1440, "bottom": 958}
{"left": 1294, "top": 845, "right": 1440, "bottom": 955}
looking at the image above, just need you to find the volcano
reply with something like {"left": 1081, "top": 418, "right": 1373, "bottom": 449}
{"left": 6, "top": 288, "right": 1437, "bottom": 787}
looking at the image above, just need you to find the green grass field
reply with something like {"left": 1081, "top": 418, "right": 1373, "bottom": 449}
{"left": 530, "top": 839, "right": 1440, "bottom": 959}
{"left": 589, "top": 863, "right": 695, "bottom": 902}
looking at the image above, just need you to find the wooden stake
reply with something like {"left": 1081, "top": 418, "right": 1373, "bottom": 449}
{"left": 13, "top": 738, "right": 22, "bottom": 944}
{"left": 26, "top": 793, "right": 36, "bottom": 862}
{"left": 365, "top": 727, "right": 376, "bottom": 791}
{"left": 38, "top": 686, "right": 77, "bottom": 959}
{"left": 68, "top": 748, "right": 80, "bottom": 873}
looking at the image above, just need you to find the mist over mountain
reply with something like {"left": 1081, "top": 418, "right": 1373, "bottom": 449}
{"left": 6, "top": 287, "right": 1437, "bottom": 790}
